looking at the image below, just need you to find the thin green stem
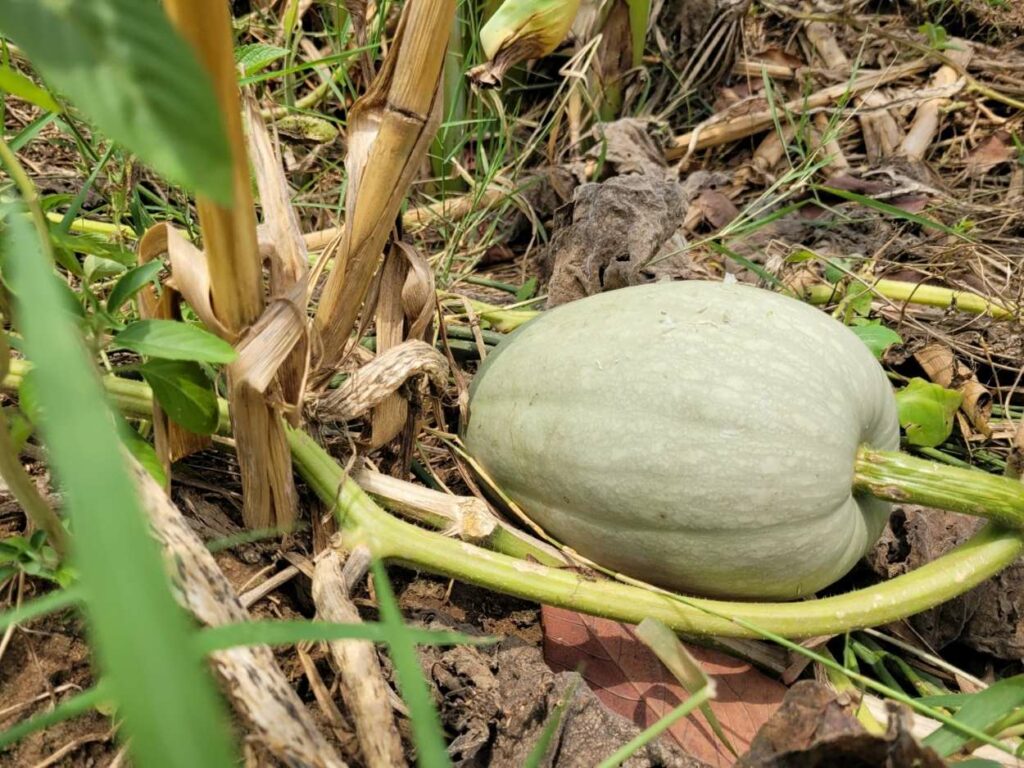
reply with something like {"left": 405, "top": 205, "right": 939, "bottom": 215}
{"left": 803, "top": 278, "right": 1016, "bottom": 319}
{"left": 0, "top": 141, "right": 72, "bottom": 557}
{"left": 855, "top": 448, "right": 1024, "bottom": 529}
{"left": 288, "top": 427, "right": 1024, "bottom": 639}
{"left": 5, "top": 364, "right": 1022, "bottom": 640}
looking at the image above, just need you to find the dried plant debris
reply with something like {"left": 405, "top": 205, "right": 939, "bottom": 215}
{"left": 589, "top": 119, "right": 670, "bottom": 178}
{"left": 868, "top": 505, "right": 986, "bottom": 650}
{"left": 867, "top": 505, "right": 1024, "bottom": 658}
{"left": 735, "top": 681, "right": 945, "bottom": 768}
{"left": 537, "top": 174, "right": 695, "bottom": 306}
{"left": 419, "top": 635, "right": 706, "bottom": 768}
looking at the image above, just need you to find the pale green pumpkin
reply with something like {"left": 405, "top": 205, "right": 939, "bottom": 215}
{"left": 464, "top": 281, "right": 900, "bottom": 600}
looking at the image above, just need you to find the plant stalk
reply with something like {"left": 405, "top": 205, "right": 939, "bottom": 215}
{"left": 855, "top": 448, "right": 1024, "bottom": 527}
{"left": 803, "top": 279, "right": 1016, "bottom": 320}
{"left": 5, "top": 362, "right": 1022, "bottom": 639}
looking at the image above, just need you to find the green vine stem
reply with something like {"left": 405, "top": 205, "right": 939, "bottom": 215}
{"left": 287, "top": 427, "right": 1022, "bottom": 639}
{"left": 855, "top": 448, "right": 1024, "bottom": 528}
{"left": 5, "top": 359, "right": 1023, "bottom": 639}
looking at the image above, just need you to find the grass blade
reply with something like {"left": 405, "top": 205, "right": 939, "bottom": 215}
{"left": 0, "top": 585, "right": 82, "bottom": 634}
{"left": 371, "top": 560, "right": 452, "bottom": 768}
{"left": 0, "top": 684, "right": 109, "bottom": 751}
{"left": 0, "top": 201, "right": 237, "bottom": 768}
{"left": 197, "top": 619, "right": 488, "bottom": 653}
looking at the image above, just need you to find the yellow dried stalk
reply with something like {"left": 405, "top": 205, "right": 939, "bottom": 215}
{"left": 313, "top": 0, "right": 456, "bottom": 373}
{"left": 371, "top": 248, "right": 410, "bottom": 448}
{"left": 137, "top": 225, "right": 211, "bottom": 473}
{"left": 164, "top": 0, "right": 296, "bottom": 529}
{"left": 235, "top": 95, "right": 310, "bottom": 422}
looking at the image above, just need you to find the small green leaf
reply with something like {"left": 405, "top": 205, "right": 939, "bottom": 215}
{"left": 849, "top": 321, "right": 902, "bottom": 358}
{"left": 83, "top": 255, "right": 126, "bottom": 285}
{"left": 515, "top": 277, "right": 538, "bottom": 302}
{"left": 0, "top": 65, "right": 60, "bottom": 112}
{"left": 824, "top": 257, "right": 852, "bottom": 285}
{"left": 895, "top": 378, "right": 963, "bottom": 447}
{"left": 114, "top": 320, "right": 236, "bottom": 364}
{"left": 234, "top": 43, "right": 290, "bottom": 76}
{"left": 107, "top": 259, "right": 164, "bottom": 313}
{"left": 139, "top": 359, "right": 219, "bottom": 435}
{"left": 118, "top": 421, "right": 167, "bottom": 487}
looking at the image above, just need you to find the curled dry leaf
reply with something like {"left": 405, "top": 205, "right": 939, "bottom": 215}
{"left": 965, "top": 131, "right": 1016, "bottom": 178}
{"left": 542, "top": 607, "right": 786, "bottom": 766}
{"left": 735, "top": 681, "right": 945, "bottom": 767}
{"left": 468, "top": 0, "right": 582, "bottom": 88}
{"left": 313, "top": 340, "right": 449, "bottom": 424}
{"left": 914, "top": 342, "right": 992, "bottom": 437}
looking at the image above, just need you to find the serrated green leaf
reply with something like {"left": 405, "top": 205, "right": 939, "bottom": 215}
{"left": 139, "top": 359, "right": 219, "bottom": 435}
{"left": 107, "top": 259, "right": 164, "bottom": 314}
{"left": 895, "top": 378, "right": 962, "bottom": 447}
{"left": 0, "top": 65, "right": 60, "bottom": 112}
{"left": 114, "top": 320, "right": 236, "bottom": 363}
{"left": 849, "top": 321, "right": 902, "bottom": 358}
{"left": 0, "top": 0, "right": 233, "bottom": 203}
{"left": 234, "top": 43, "right": 290, "bottom": 76}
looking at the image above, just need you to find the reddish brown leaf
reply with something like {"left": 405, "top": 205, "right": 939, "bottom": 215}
{"left": 542, "top": 607, "right": 787, "bottom": 766}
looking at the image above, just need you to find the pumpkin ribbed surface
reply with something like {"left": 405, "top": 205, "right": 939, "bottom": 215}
{"left": 464, "top": 281, "right": 900, "bottom": 600}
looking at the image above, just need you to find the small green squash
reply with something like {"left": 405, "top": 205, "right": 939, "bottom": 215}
{"left": 464, "top": 280, "right": 900, "bottom": 600}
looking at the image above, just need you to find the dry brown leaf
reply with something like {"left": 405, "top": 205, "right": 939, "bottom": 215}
{"left": 542, "top": 607, "right": 786, "bottom": 766}
{"left": 735, "top": 681, "right": 944, "bottom": 768}
{"left": 966, "top": 131, "right": 1015, "bottom": 178}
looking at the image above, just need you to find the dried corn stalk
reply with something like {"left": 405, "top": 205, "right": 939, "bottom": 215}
{"left": 164, "top": 0, "right": 297, "bottom": 529}
{"left": 313, "top": 0, "right": 456, "bottom": 373}
{"left": 137, "top": 225, "right": 212, "bottom": 474}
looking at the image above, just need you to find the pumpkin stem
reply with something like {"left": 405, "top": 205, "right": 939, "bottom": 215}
{"left": 287, "top": 426, "right": 1023, "bottom": 639}
{"left": 854, "top": 447, "right": 1024, "bottom": 530}
{"left": 6, "top": 361, "right": 1019, "bottom": 640}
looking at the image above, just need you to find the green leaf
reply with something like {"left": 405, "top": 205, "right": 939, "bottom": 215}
{"left": 234, "top": 43, "right": 290, "bottom": 76}
{"left": 849, "top": 321, "right": 902, "bottom": 358}
{"left": 118, "top": 420, "right": 167, "bottom": 487}
{"left": 923, "top": 676, "right": 1024, "bottom": 756}
{"left": 114, "top": 320, "right": 237, "bottom": 363}
{"left": 139, "top": 359, "right": 219, "bottom": 435}
{"left": 0, "top": 683, "right": 110, "bottom": 751}
{"left": 0, "top": 65, "right": 60, "bottom": 112}
{"left": 83, "top": 254, "right": 126, "bottom": 285}
{"left": 515, "top": 276, "right": 538, "bottom": 302}
{"left": 196, "top": 620, "right": 487, "bottom": 654}
{"left": 895, "top": 378, "right": 963, "bottom": 447}
{"left": 107, "top": 259, "right": 164, "bottom": 314}
{"left": 0, "top": 0, "right": 233, "bottom": 203}
{"left": 1, "top": 204, "right": 237, "bottom": 767}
